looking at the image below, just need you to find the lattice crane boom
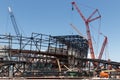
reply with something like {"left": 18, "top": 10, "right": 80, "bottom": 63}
{"left": 70, "top": 23, "right": 86, "bottom": 39}
{"left": 8, "top": 7, "right": 20, "bottom": 36}
{"left": 72, "top": 2, "right": 101, "bottom": 60}
{"left": 98, "top": 36, "right": 107, "bottom": 59}
{"left": 72, "top": 2, "right": 86, "bottom": 22}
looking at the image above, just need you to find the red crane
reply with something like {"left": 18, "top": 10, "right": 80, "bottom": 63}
{"left": 72, "top": 2, "right": 101, "bottom": 60}
{"left": 98, "top": 36, "right": 108, "bottom": 59}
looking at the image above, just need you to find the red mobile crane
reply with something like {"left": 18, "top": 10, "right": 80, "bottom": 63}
{"left": 71, "top": 2, "right": 101, "bottom": 60}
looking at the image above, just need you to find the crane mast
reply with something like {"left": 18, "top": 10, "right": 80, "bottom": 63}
{"left": 98, "top": 36, "right": 107, "bottom": 59}
{"left": 72, "top": 2, "right": 101, "bottom": 60}
{"left": 8, "top": 7, "right": 20, "bottom": 36}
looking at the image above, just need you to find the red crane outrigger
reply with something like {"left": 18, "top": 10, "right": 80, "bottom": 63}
{"left": 72, "top": 2, "right": 101, "bottom": 60}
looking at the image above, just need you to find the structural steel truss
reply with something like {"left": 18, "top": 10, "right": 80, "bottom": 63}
{"left": 0, "top": 33, "right": 89, "bottom": 77}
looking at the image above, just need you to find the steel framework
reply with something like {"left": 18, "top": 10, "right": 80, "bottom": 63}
{"left": 0, "top": 33, "right": 119, "bottom": 78}
{"left": 0, "top": 33, "right": 89, "bottom": 77}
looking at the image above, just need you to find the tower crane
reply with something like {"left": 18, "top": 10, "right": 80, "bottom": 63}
{"left": 71, "top": 2, "right": 101, "bottom": 60}
{"left": 8, "top": 7, "right": 20, "bottom": 36}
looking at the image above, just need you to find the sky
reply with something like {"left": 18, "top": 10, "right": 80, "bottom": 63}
{"left": 0, "top": 0, "right": 120, "bottom": 62}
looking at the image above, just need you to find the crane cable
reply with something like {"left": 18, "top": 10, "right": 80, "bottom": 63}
{"left": 71, "top": 1, "right": 108, "bottom": 60}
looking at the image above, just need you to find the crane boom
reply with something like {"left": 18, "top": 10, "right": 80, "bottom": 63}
{"left": 72, "top": 2, "right": 86, "bottom": 22}
{"left": 8, "top": 7, "right": 20, "bottom": 36}
{"left": 72, "top": 2, "right": 101, "bottom": 59}
{"left": 98, "top": 36, "right": 107, "bottom": 59}
{"left": 70, "top": 23, "right": 86, "bottom": 39}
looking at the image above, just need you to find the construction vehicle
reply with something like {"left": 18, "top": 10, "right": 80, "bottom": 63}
{"left": 71, "top": 3, "right": 113, "bottom": 78}
{"left": 71, "top": 2, "right": 101, "bottom": 67}
{"left": 99, "top": 71, "right": 109, "bottom": 78}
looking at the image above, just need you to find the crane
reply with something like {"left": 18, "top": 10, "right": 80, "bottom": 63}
{"left": 70, "top": 23, "right": 86, "bottom": 39}
{"left": 97, "top": 36, "right": 108, "bottom": 71}
{"left": 71, "top": 2, "right": 101, "bottom": 60}
{"left": 98, "top": 36, "right": 107, "bottom": 59}
{"left": 8, "top": 7, "right": 20, "bottom": 36}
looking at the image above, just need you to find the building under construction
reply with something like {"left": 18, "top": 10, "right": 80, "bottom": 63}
{"left": 0, "top": 33, "right": 120, "bottom": 79}
{"left": 0, "top": 33, "right": 89, "bottom": 77}
{"left": 0, "top": 1, "right": 120, "bottom": 79}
